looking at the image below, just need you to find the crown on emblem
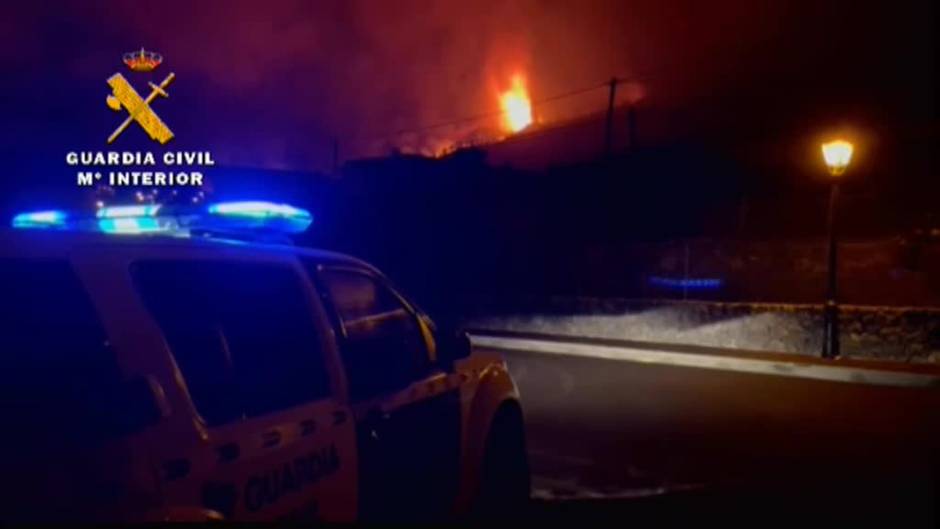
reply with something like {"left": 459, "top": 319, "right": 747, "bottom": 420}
{"left": 122, "top": 47, "right": 163, "bottom": 72}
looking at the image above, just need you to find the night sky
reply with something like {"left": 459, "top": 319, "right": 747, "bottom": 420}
{"left": 0, "top": 0, "right": 935, "bottom": 210}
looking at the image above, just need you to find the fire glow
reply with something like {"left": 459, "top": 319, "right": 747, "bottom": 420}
{"left": 499, "top": 74, "right": 533, "bottom": 133}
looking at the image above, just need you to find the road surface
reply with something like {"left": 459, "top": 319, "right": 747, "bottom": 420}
{"left": 471, "top": 330, "right": 940, "bottom": 525}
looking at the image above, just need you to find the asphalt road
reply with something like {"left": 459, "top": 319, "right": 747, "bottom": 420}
{"left": 472, "top": 332, "right": 940, "bottom": 526}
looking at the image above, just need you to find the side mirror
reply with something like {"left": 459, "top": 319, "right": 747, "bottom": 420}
{"left": 438, "top": 330, "right": 472, "bottom": 368}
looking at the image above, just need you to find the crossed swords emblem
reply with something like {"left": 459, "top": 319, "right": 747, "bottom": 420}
{"left": 106, "top": 72, "right": 175, "bottom": 144}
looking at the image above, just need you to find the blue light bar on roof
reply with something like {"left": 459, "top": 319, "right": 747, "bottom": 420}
{"left": 98, "top": 217, "right": 168, "bottom": 234}
{"left": 97, "top": 204, "right": 162, "bottom": 218}
{"left": 207, "top": 201, "right": 313, "bottom": 233}
{"left": 12, "top": 210, "right": 67, "bottom": 229}
{"left": 10, "top": 200, "right": 313, "bottom": 237}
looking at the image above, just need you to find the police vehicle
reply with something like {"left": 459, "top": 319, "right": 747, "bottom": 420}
{"left": 0, "top": 201, "right": 529, "bottom": 522}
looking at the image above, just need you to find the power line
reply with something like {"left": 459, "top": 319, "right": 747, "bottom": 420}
{"left": 343, "top": 78, "right": 620, "bottom": 144}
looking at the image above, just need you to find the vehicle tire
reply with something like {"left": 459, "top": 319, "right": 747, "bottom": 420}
{"left": 471, "top": 404, "right": 531, "bottom": 520}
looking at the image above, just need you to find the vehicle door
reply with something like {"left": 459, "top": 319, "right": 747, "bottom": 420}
{"left": 129, "top": 255, "right": 357, "bottom": 522}
{"left": 313, "top": 264, "right": 463, "bottom": 522}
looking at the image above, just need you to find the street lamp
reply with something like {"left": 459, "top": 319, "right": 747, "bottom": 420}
{"left": 822, "top": 140, "right": 853, "bottom": 177}
{"left": 820, "top": 139, "right": 854, "bottom": 358}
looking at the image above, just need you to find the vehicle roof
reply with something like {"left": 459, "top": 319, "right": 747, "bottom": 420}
{"left": 0, "top": 228, "right": 379, "bottom": 272}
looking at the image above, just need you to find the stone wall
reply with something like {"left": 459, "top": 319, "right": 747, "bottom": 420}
{"left": 469, "top": 299, "right": 940, "bottom": 363}
{"left": 574, "top": 238, "right": 940, "bottom": 306}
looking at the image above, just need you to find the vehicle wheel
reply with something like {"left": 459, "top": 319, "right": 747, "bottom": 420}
{"left": 471, "top": 404, "right": 531, "bottom": 520}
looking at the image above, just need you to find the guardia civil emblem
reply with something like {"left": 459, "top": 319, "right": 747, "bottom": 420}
{"left": 105, "top": 48, "right": 175, "bottom": 144}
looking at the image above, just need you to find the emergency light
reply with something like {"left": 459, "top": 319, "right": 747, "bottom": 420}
{"left": 10, "top": 201, "right": 313, "bottom": 237}
{"left": 11, "top": 210, "right": 68, "bottom": 229}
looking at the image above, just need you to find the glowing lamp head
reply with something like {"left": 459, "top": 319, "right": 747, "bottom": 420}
{"left": 821, "top": 139, "right": 854, "bottom": 177}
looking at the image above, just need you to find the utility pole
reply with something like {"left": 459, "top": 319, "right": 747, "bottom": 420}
{"left": 626, "top": 104, "right": 638, "bottom": 150}
{"left": 604, "top": 77, "right": 618, "bottom": 156}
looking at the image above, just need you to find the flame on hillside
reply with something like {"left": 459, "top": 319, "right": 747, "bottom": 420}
{"left": 499, "top": 74, "right": 533, "bottom": 133}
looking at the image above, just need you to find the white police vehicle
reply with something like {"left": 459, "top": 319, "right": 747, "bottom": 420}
{"left": 1, "top": 202, "right": 529, "bottom": 522}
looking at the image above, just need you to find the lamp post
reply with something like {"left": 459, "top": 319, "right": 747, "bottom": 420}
{"left": 820, "top": 139, "right": 854, "bottom": 358}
